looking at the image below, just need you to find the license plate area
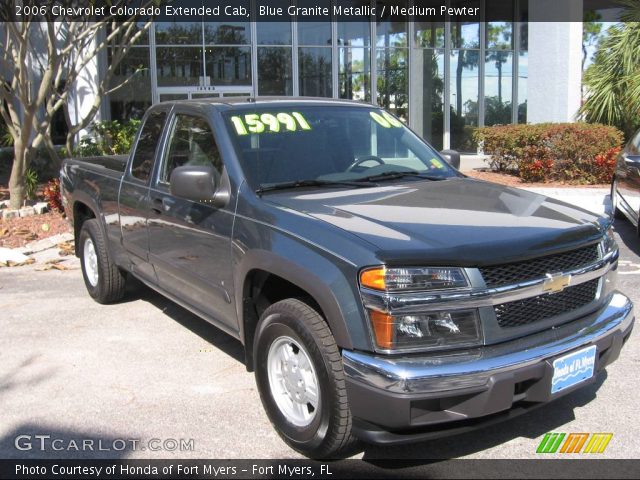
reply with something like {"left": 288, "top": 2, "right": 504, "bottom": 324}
{"left": 551, "top": 345, "right": 597, "bottom": 394}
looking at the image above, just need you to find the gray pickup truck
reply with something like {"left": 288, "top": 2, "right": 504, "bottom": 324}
{"left": 61, "top": 98, "right": 634, "bottom": 458}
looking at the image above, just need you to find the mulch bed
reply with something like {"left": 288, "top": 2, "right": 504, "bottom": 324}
{"left": 0, "top": 211, "right": 71, "bottom": 249}
{"left": 463, "top": 170, "right": 609, "bottom": 189}
{"left": 1, "top": 181, "right": 71, "bottom": 249}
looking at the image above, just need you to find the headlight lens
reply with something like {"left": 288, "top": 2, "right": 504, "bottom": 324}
{"left": 602, "top": 226, "right": 616, "bottom": 253}
{"left": 360, "top": 266, "right": 469, "bottom": 291}
{"left": 368, "top": 309, "right": 482, "bottom": 351}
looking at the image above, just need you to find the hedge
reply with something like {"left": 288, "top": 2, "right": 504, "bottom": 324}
{"left": 473, "top": 123, "right": 624, "bottom": 184}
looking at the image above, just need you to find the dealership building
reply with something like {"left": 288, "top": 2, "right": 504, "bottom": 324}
{"left": 68, "top": 0, "right": 618, "bottom": 152}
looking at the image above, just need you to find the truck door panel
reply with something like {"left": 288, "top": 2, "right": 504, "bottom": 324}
{"left": 148, "top": 112, "right": 237, "bottom": 330}
{"left": 118, "top": 109, "right": 168, "bottom": 283}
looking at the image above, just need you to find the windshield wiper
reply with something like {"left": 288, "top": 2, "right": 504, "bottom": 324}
{"left": 256, "top": 179, "right": 376, "bottom": 195}
{"left": 356, "top": 170, "right": 447, "bottom": 183}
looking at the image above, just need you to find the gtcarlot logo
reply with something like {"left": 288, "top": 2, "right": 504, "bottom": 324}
{"left": 14, "top": 435, "right": 195, "bottom": 452}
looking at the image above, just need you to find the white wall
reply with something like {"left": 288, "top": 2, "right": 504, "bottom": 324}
{"left": 527, "top": 1, "right": 583, "bottom": 123}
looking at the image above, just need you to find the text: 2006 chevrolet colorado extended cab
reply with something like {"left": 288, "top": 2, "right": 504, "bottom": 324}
{"left": 61, "top": 98, "right": 634, "bottom": 458}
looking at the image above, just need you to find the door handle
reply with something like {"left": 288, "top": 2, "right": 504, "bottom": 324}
{"left": 150, "top": 197, "right": 175, "bottom": 214}
{"left": 150, "top": 198, "right": 162, "bottom": 215}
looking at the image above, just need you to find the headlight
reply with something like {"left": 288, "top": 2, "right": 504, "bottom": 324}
{"left": 360, "top": 266, "right": 469, "bottom": 291}
{"left": 602, "top": 225, "right": 617, "bottom": 253}
{"left": 367, "top": 309, "right": 482, "bottom": 351}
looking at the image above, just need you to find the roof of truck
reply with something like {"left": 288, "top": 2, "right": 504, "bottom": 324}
{"left": 157, "top": 96, "right": 374, "bottom": 109}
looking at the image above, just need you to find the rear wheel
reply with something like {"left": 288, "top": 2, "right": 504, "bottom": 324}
{"left": 254, "top": 298, "right": 358, "bottom": 459}
{"left": 79, "top": 219, "right": 126, "bottom": 304}
{"left": 611, "top": 178, "right": 625, "bottom": 220}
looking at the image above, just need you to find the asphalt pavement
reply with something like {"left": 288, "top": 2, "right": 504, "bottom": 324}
{"left": 0, "top": 215, "right": 639, "bottom": 461}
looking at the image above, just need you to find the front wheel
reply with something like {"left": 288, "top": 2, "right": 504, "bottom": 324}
{"left": 254, "top": 298, "right": 358, "bottom": 459}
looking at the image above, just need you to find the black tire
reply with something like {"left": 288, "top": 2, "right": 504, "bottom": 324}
{"left": 253, "top": 298, "right": 358, "bottom": 459}
{"left": 78, "top": 218, "right": 126, "bottom": 304}
{"left": 611, "top": 178, "right": 625, "bottom": 220}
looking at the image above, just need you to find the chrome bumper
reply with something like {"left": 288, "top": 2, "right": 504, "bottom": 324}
{"left": 343, "top": 293, "right": 634, "bottom": 395}
{"left": 342, "top": 292, "right": 634, "bottom": 441}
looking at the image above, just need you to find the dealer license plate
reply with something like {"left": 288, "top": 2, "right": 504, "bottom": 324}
{"left": 551, "top": 345, "right": 597, "bottom": 394}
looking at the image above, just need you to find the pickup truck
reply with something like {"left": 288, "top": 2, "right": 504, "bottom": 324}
{"left": 61, "top": 98, "right": 634, "bottom": 458}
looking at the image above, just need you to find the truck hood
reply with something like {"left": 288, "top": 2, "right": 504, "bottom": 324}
{"left": 264, "top": 178, "right": 606, "bottom": 266}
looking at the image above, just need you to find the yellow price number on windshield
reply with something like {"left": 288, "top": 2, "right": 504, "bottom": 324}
{"left": 230, "top": 112, "right": 311, "bottom": 135}
{"left": 369, "top": 111, "right": 403, "bottom": 128}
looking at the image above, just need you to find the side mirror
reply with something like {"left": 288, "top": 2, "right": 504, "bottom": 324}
{"left": 170, "top": 166, "right": 218, "bottom": 202}
{"left": 439, "top": 149, "right": 461, "bottom": 170}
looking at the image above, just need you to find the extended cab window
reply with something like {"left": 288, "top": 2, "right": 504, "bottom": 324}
{"left": 160, "top": 114, "right": 223, "bottom": 185}
{"left": 130, "top": 110, "right": 167, "bottom": 182}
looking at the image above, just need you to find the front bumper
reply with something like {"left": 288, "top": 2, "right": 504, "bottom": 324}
{"left": 342, "top": 292, "right": 635, "bottom": 445}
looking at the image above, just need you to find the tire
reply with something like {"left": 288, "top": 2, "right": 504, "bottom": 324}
{"left": 79, "top": 218, "right": 126, "bottom": 304}
{"left": 611, "top": 178, "right": 625, "bottom": 220}
{"left": 253, "top": 298, "right": 358, "bottom": 459}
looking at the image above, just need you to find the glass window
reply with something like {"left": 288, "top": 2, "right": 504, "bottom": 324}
{"left": 451, "top": 23, "right": 480, "bottom": 48}
{"left": 299, "top": 47, "right": 332, "bottom": 97}
{"left": 484, "top": 51, "right": 513, "bottom": 126}
{"left": 518, "top": 0, "right": 529, "bottom": 50}
{"left": 204, "top": 22, "right": 251, "bottom": 45}
{"left": 376, "top": 48, "right": 408, "bottom": 122}
{"left": 155, "top": 22, "right": 202, "bottom": 45}
{"left": 339, "top": 47, "right": 371, "bottom": 102}
{"left": 518, "top": 51, "right": 528, "bottom": 123}
{"left": 409, "top": 49, "right": 445, "bottom": 150}
{"left": 376, "top": 0, "right": 407, "bottom": 47}
{"left": 257, "top": 23, "right": 292, "bottom": 45}
{"left": 257, "top": 47, "right": 293, "bottom": 95}
{"left": 450, "top": 49, "right": 479, "bottom": 151}
{"left": 486, "top": 22, "right": 513, "bottom": 49}
{"left": 298, "top": 22, "right": 332, "bottom": 46}
{"left": 223, "top": 106, "right": 456, "bottom": 188}
{"left": 156, "top": 47, "right": 203, "bottom": 86}
{"left": 415, "top": 21, "right": 445, "bottom": 48}
{"left": 130, "top": 110, "right": 167, "bottom": 182}
{"left": 337, "top": 22, "right": 370, "bottom": 47}
{"left": 206, "top": 47, "right": 252, "bottom": 86}
{"left": 108, "top": 47, "right": 152, "bottom": 121}
{"left": 161, "top": 114, "right": 223, "bottom": 184}
{"left": 107, "top": 21, "right": 150, "bottom": 46}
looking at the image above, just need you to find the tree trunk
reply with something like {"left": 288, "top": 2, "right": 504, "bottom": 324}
{"left": 8, "top": 139, "right": 28, "bottom": 209}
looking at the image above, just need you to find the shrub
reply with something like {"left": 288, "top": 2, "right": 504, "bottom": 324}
{"left": 24, "top": 167, "right": 38, "bottom": 201}
{"left": 43, "top": 178, "right": 63, "bottom": 214}
{"left": 474, "top": 123, "right": 624, "bottom": 183}
{"left": 519, "top": 158, "right": 554, "bottom": 183}
{"left": 77, "top": 119, "right": 141, "bottom": 156}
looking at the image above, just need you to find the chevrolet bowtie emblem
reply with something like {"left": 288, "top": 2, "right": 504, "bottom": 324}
{"left": 542, "top": 273, "right": 572, "bottom": 293}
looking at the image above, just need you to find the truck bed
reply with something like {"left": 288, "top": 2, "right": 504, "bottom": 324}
{"left": 63, "top": 155, "right": 128, "bottom": 176}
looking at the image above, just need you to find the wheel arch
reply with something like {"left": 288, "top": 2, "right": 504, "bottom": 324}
{"left": 236, "top": 252, "right": 358, "bottom": 372}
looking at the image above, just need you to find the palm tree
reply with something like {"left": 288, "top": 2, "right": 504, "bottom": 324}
{"left": 579, "top": 0, "right": 640, "bottom": 138}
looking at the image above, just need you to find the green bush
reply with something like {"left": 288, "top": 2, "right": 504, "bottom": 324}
{"left": 474, "top": 123, "right": 624, "bottom": 184}
{"left": 77, "top": 120, "right": 141, "bottom": 157}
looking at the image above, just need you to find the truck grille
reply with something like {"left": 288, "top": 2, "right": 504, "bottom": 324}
{"left": 479, "top": 244, "right": 600, "bottom": 289}
{"left": 494, "top": 279, "right": 600, "bottom": 328}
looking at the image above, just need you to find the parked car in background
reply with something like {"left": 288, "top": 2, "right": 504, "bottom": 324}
{"left": 612, "top": 128, "right": 640, "bottom": 233}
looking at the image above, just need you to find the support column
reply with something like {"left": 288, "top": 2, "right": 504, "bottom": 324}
{"left": 527, "top": 0, "right": 583, "bottom": 123}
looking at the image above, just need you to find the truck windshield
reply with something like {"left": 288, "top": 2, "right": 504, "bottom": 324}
{"left": 223, "top": 105, "right": 458, "bottom": 191}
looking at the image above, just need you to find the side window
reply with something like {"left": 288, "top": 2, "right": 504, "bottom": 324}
{"left": 130, "top": 110, "right": 167, "bottom": 182}
{"left": 160, "top": 114, "right": 223, "bottom": 184}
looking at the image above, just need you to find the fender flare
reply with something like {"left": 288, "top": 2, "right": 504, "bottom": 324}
{"left": 235, "top": 249, "right": 356, "bottom": 351}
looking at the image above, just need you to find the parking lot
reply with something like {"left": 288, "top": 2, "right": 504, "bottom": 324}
{"left": 1, "top": 217, "right": 639, "bottom": 461}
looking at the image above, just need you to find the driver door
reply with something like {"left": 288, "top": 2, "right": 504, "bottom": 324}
{"left": 147, "top": 109, "right": 237, "bottom": 330}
